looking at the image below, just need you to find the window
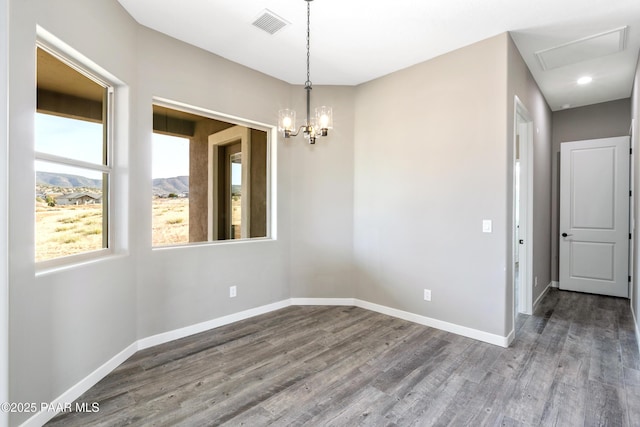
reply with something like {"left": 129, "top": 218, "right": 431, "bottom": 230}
{"left": 35, "top": 46, "right": 112, "bottom": 263}
{"left": 152, "top": 103, "right": 270, "bottom": 246}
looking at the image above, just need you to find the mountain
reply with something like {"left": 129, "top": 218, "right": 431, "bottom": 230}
{"left": 36, "top": 171, "right": 102, "bottom": 189}
{"left": 37, "top": 172, "right": 191, "bottom": 196}
{"left": 153, "top": 176, "right": 189, "bottom": 195}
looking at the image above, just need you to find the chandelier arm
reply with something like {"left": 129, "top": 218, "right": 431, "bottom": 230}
{"left": 286, "top": 125, "right": 308, "bottom": 138}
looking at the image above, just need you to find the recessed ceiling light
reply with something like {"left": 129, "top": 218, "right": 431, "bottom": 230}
{"left": 577, "top": 76, "right": 593, "bottom": 85}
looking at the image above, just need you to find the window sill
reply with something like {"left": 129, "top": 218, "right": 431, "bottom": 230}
{"left": 35, "top": 250, "right": 128, "bottom": 277}
{"left": 151, "top": 237, "right": 276, "bottom": 251}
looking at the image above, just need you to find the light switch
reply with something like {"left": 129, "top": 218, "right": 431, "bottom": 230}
{"left": 482, "top": 220, "right": 492, "bottom": 233}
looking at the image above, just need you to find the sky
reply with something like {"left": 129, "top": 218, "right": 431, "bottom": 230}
{"left": 35, "top": 113, "right": 243, "bottom": 185}
{"left": 35, "top": 113, "right": 190, "bottom": 179}
{"left": 152, "top": 133, "right": 189, "bottom": 178}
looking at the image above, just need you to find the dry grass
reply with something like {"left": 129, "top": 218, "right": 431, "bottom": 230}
{"left": 35, "top": 201, "right": 104, "bottom": 262}
{"left": 35, "top": 198, "right": 190, "bottom": 261}
{"left": 152, "top": 197, "right": 189, "bottom": 246}
{"left": 35, "top": 195, "right": 252, "bottom": 260}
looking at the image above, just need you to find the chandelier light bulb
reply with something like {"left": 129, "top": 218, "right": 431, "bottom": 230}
{"left": 278, "top": 109, "right": 296, "bottom": 133}
{"left": 283, "top": 116, "right": 292, "bottom": 129}
{"left": 315, "top": 106, "right": 333, "bottom": 131}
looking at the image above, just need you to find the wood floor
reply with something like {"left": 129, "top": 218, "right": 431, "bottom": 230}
{"left": 47, "top": 289, "right": 640, "bottom": 426}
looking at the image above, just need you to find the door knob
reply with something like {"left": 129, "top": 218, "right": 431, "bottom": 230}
{"left": 562, "top": 233, "right": 573, "bottom": 237}
{"left": 519, "top": 239, "right": 524, "bottom": 244}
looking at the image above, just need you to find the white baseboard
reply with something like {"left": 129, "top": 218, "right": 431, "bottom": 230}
{"left": 20, "top": 342, "right": 138, "bottom": 427}
{"left": 354, "top": 299, "right": 510, "bottom": 348}
{"left": 551, "top": 281, "right": 559, "bottom": 288}
{"left": 138, "top": 299, "right": 291, "bottom": 350}
{"left": 24, "top": 296, "right": 512, "bottom": 425}
{"left": 533, "top": 282, "right": 553, "bottom": 312}
{"left": 290, "top": 297, "right": 356, "bottom": 306}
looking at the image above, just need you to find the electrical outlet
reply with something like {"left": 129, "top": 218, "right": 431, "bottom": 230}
{"left": 229, "top": 286, "right": 237, "bottom": 298}
{"left": 424, "top": 289, "right": 431, "bottom": 301}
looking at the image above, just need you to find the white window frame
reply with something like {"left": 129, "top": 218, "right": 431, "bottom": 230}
{"left": 34, "top": 41, "right": 115, "bottom": 269}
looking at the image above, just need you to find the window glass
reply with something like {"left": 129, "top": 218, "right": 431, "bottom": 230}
{"left": 35, "top": 113, "right": 104, "bottom": 165}
{"left": 35, "top": 161, "right": 105, "bottom": 262}
{"left": 152, "top": 133, "right": 189, "bottom": 246}
{"left": 35, "top": 46, "right": 111, "bottom": 263}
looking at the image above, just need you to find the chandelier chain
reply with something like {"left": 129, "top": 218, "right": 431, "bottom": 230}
{"left": 305, "top": 0, "right": 311, "bottom": 88}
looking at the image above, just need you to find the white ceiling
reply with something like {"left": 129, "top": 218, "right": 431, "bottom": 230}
{"left": 118, "top": 0, "right": 640, "bottom": 111}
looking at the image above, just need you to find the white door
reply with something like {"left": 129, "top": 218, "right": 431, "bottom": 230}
{"left": 559, "top": 136, "right": 630, "bottom": 297}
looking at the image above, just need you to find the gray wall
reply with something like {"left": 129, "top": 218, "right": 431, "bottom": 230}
{"left": 9, "top": 2, "right": 139, "bottom": 425}
{"left": 288, "top": 85, "right": 356, "bottom": 298}
{"left": 507, "top": 36, "right": 553, "bottom": 316}
{"left": 550, "top": 99, "right": 632, "bottom": 281}
{"left": 353, "top": 33, "right": 551, "bottom": 338}
{"left": 1, "top": 0, "right": 9, "bottom": 425}
{"left": 632, "top": 56, "right": 640, "bottom": 341}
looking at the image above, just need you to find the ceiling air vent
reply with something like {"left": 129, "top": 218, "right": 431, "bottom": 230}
{"left": 535, "top": 26, "right": 628, "bottom": 71}
{"left": 252, "top": 10, "right": 289, "bottom": 35}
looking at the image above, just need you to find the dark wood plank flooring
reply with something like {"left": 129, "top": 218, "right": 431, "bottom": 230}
{"left": 47, "top": 289, "right": 640, "bottom": 426}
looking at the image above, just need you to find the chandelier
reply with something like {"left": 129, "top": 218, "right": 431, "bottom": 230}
{"left": 278, "top": 0, "right": 332, "bottom": 144}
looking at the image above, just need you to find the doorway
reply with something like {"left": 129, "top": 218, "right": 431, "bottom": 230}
{"left": 513, "top": 97, "right": 533, "bottom": 325}
{"left": 208, "top": 125, "right": 252, "bottom": 241}
{"left": 220, "top": 142, "right": 242, "bottom": 240}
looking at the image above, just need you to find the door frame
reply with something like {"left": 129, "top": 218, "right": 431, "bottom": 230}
{"left": 629, "top": 118, "right": 635, "bottom": 304}
{"left": 513, "top": 96, "right": 533, "bottom": 317}
{"left": 559, "top": 136, "right": 630, "bottom": 297}
{"left": 208, "top": 126, "right": 251, "bottom": 240}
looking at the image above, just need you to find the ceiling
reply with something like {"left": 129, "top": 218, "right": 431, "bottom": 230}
{"left": 117, "top": 0, "right": 640, "bottom": 111}
{"left": 37, "top": 47, "right": 104, "bottom": 102}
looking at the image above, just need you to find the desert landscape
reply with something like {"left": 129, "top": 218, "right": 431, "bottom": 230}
{"left": 36, "top": 196, "right": 190, "bottom": 261}
{"left": 152, "top": 197, "right": 189, "bottom": 246}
